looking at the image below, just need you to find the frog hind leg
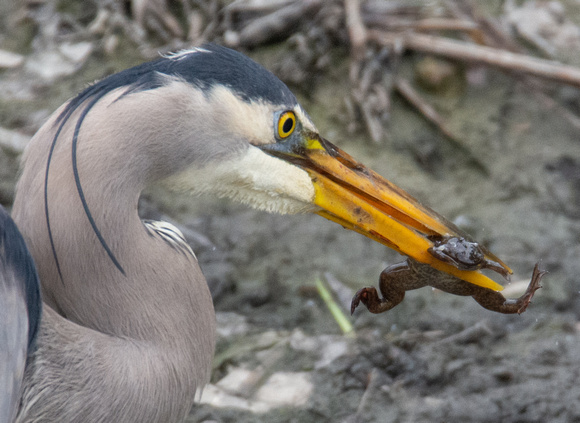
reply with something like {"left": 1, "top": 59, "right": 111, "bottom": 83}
{"left": 472, "top": 263, "right": 545, "bottom": 314}
{"left": 351, "top": 260, "right": 428, "bottom": 314}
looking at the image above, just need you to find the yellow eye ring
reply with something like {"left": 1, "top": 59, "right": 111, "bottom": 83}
{"left": 277, "top": 111, "right": 296, "bottom": 139}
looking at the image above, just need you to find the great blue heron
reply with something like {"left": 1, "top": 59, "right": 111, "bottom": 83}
{"left": 2, "top": 44, "right": 531, "bottom": 422}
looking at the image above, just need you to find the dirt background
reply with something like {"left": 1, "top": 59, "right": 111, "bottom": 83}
{"left": 1, "top": 1, "right": 580, "bottom": 422}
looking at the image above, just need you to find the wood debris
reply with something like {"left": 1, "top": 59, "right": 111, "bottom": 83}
{"left": 11, "top": 0, "right": 580, "bottom": 147}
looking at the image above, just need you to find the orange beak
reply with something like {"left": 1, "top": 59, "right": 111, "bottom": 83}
{"left": 261, "top": 131, "right": 511, "bottom": 291}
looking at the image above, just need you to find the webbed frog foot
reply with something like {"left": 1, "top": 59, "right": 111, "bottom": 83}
{"left": 351, "top": 287, "right": 376, "bottom": 315}
{"left": 351, "top": 287, "right": 395, "bottom": 315}
{"left": 514, "top": 262, "right": 545, "bottom": 314}
{"left": 471, "top": 262, "right": 546, "bottom": 314}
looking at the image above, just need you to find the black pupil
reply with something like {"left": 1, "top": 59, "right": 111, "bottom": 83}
{"left": 282, "top": 117, "right": 294, "bottom": 133}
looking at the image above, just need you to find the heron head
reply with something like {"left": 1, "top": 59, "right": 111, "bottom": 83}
{"left": 151, "top": 45, "right": 511, "bottom": 290}
{"left": 60, "top": 44, "right": 509, "bottom": 290}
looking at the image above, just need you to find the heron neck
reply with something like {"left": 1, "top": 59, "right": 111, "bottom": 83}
{"left": 12, "top": 87, "right": 216, "bottom": 421}
{"left": 12, "top": 101, "right": 215, "bottom": 352}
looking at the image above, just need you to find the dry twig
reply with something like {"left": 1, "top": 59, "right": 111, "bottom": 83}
{"left": 394, "top": 77, "right": 488, "bottom": 174}
{"left": 345, "top": 0, "right": 367, "bottom": 63}
{"left": 370, "top": 30, "right": 580, "bottom": 88}
{"left": 364, "top": 16, "right": 478, "bottom": 33}
{"left": 225, "top": 0, "right": 322, "bottom": 48}
{"left": 394, "top": 78, "right": 456, "bottom": 142}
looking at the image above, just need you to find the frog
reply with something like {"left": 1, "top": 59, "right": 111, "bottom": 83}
{"left": 351, "top": 258, "right": 545, "bottom": 315}
{"left": 427, "top": 236, "right": 510, "bottom": 278}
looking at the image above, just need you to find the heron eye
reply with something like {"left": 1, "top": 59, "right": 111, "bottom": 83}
{"left": 277, "top": 111, "right": 296, "bottom": 139}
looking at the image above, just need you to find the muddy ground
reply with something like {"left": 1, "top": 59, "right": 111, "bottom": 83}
{"left": 1, "top": 1, "right": 580, "bottom": 422}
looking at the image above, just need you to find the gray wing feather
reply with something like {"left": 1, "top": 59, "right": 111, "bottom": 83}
{"left": 0, "top": 206, "right": 41, "bottom": 423}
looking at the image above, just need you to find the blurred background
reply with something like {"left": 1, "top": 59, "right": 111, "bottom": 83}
{"left": 1, "top": 1, "right": 580, "bottom": 421}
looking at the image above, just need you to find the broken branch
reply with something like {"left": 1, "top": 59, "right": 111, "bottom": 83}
{"left": 371, "top": 30, "right": 580, "bottom": 88}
